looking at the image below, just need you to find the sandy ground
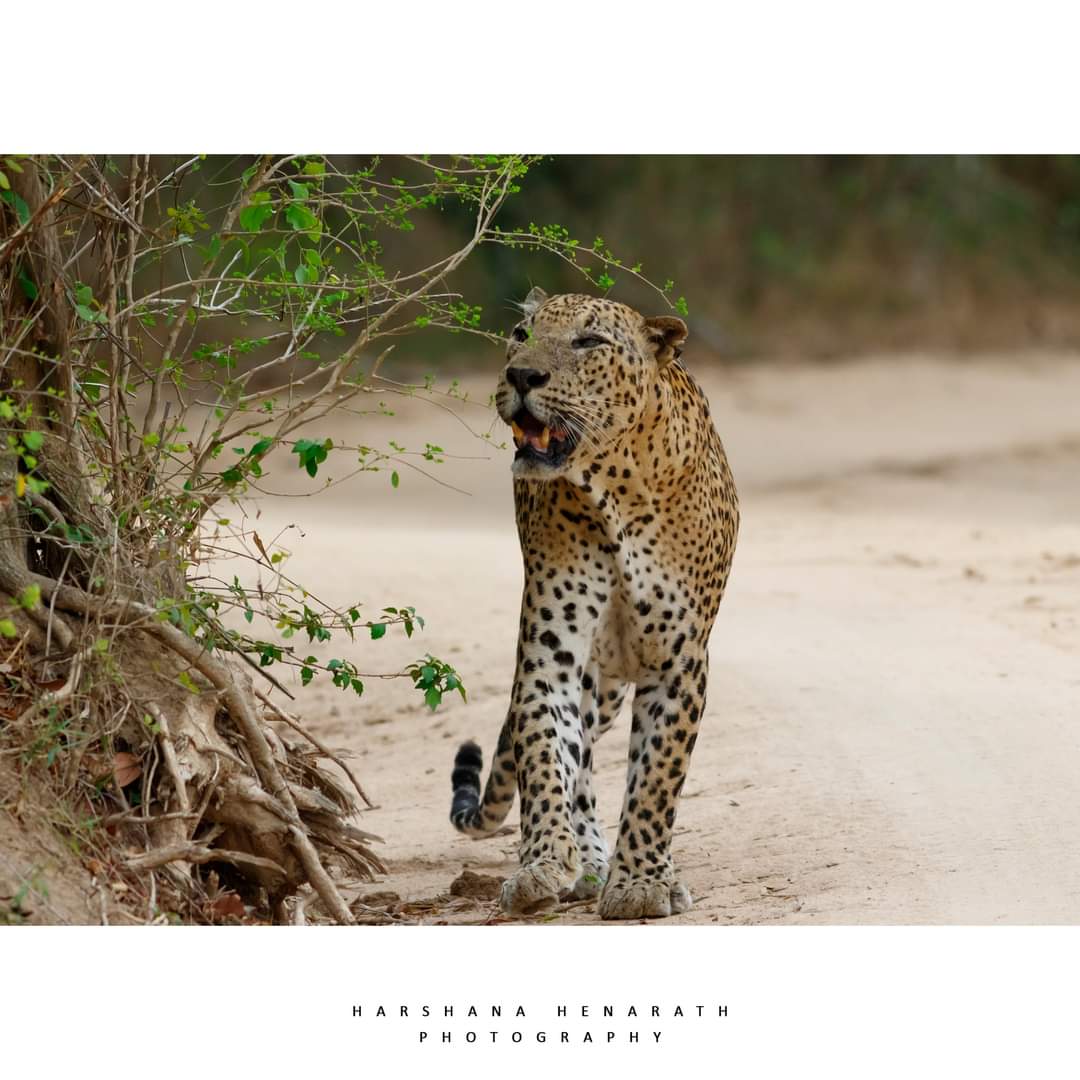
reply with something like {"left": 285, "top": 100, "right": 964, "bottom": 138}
{"left": 233, "top": 351, "right": 1080, "bottom": 924}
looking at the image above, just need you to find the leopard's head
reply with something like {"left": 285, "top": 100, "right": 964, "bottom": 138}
{"left": 495, "top": 287, "right": 687, "bottom": 480}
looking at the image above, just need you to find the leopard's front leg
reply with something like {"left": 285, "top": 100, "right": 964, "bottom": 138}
{"left": 499, "top": 625, "right": 591, "bottom": 915}
{"left": 567, "top": 669, "right": 629, "bottom": 899}
{"left": 598, "top": 648, "right": 708, "bottom": 920}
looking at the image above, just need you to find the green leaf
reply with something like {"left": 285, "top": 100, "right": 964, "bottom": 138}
{"left": 16, "top": 269, "right": 36, "bottom": 301}
{"left": 390, "top": 470, "right": 400, "bottom": 488}
{"left": 300, "top": 666, "right": 315, "bottom": 686}
{"left": 0, "top": 619, "right": 18, "bottom": 638}
{"left": 1, "top": 189, "right": 30, "bottom": 226}
{"left": 239, "top": 194, "right": 274, "bottom": 232}
{"left": 0, "top": 170, "right": 8, "bottom": 190}
{"left": 370, "top": 623, "right": 386, "bottom": 640}
{"left": 177, "top": 670, "right": 200, "bottom": 693}
{"left": 22, "top": 430, "right": 44, "bottom": 452}
{"left": 18, "top": 584, "right": 41, "bottom": 610}
{"left": 424, "top": 687, "right": 442, "bottom": 710}
{"left": 285, "top": 203, "right": 319, "bottom": 235}
{"left": 239, "top": 205, "right": 272, "bottom": 231}
{"left": 291, "top": 437, "right": 331, "bottom": 477}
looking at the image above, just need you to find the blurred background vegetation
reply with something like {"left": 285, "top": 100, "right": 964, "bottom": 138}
{"left": 418, "top": 154, "right": 1080, "bottom": 362}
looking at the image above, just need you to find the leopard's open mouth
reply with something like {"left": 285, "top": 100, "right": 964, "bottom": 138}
{"left": 510, "top": 408, "right": 574, "bottom": 467}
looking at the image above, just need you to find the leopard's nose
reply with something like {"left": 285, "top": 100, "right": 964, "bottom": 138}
{"left": 506, "top": 367, "right": 550, "bottom": 394}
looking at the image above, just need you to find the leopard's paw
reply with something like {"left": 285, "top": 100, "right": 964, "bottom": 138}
{"left": 598, "top": 876, "right": 691, "bottom": 920}
{"left": 500, "top": 862, "right": 573, "bottom": 915}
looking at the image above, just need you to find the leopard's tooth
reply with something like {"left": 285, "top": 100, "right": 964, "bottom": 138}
{"left": 511, "top": 421, "right": 524, "bottom": 444}
{"left": 537, "top": 426, "right": 551, "bottom": 450}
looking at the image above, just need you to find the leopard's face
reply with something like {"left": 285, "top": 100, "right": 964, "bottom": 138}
{"left": 495, "top": 289, "right": 687, "bottom": 480}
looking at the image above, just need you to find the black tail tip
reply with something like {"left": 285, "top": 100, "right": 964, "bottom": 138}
{"left": 451, "top": 739, "right": 483, "bottom": 797}
{"left": 451, "top": 740, "right": 484, "bottom": 827}
{"left": 453, "top": 740, "right": 483, "bottom": 773}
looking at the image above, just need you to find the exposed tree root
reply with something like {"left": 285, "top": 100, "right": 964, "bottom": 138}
{"left": 0, "top": 565, "right": 382, "bottom": 924}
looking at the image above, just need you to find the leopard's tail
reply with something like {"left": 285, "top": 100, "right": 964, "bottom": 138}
{"left": 450, "top": 718, "right": 516, "bottom": 837}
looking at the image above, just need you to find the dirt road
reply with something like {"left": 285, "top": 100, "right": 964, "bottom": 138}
{"left": 244, "top": 352, "right": 1080, "bottom": 923}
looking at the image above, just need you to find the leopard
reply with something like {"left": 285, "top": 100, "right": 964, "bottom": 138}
{"left": 449, "top": 286, "right": 739, "bottom": 919}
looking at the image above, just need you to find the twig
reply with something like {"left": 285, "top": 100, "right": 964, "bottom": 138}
{"left": 146, "top": 868, "right": 157, "bottom": 924}
{"left": 145, "top": 702, "right": 192, "bottom": 818}
{"left": 125, "top": 843, "right": 287, "bottom": 879}
{"left": 101, "top": 809, "right": 200, "bottom": 827}
{"left": 255, "top": 688, "right": 375, "bottom": 809}
{"left": 43, "top": 548, "right": 73, "bottom": 661}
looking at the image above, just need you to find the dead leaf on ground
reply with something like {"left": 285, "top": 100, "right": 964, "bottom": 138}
{"left": 209, "top": 892, "right": 246, "bottom": 919}
{"left": 112, "top": 752, "right": 142, "bottom": 788}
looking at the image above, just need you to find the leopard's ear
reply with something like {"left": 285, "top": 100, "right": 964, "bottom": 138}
{"left": 522, "top": 286, "right": 549, "bottom": 317}
{"left": 644, "top": 315, "right": 688, "bottom": 367}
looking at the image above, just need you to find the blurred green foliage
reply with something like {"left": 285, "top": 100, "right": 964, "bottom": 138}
{"left": 426, "top": 155, "right": 1080, "bottom": 359}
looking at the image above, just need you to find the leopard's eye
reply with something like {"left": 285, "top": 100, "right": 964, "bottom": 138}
{"left": 572, "top": 335, "right": 607, "bottom": 350}
{"left": 511, "top": 325, "right": 529, "bottom": 343}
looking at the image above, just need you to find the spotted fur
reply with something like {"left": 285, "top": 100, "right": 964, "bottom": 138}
{"left": 450, "top": 288, "right": 739, "bottom": 919}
